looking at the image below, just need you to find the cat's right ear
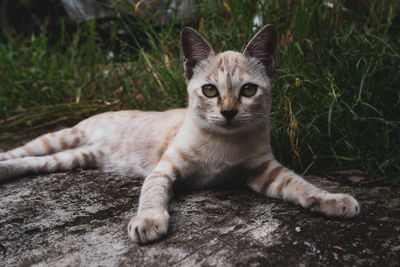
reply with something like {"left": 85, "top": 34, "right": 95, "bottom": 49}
{"left": 181, "top": 27, "right": 214, "bottom": 82}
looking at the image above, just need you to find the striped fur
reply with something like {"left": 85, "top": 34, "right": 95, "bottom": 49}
{"left": 0, "top": 25, "right": 359, "bottom": 244}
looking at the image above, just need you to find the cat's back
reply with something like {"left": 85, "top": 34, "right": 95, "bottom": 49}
{"left": 74, "top": 108, "right": 184, "bottom": 141}
{"left": 78, "top": 108, "right": 186, "bottom": 130}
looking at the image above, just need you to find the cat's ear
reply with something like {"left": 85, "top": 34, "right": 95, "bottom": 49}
{"left": 243, "top": 24, "right": 278, "bottom": 77}
{"left": 181, "top": 27, "right": 214, "bottom": 81}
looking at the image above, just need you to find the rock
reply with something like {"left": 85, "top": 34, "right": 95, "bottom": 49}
{"left": 0, "top": 135, "right": 399, "bottom": 266}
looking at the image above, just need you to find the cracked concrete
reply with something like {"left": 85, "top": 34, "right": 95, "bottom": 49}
{"left": 0, "top": 134, "right": 399, "bottom": 266}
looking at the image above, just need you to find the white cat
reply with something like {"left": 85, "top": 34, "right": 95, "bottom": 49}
{"left": 0, "top": 25, "right": 360, "bottom": 243}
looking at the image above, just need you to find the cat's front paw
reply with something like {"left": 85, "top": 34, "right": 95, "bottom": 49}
{"left": 127, "top": 209, "right": 169, "bottom": 243}
{"left": 306, "top": 193, "right": 360, "bottom": 218}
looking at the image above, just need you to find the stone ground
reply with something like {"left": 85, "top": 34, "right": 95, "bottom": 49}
{"left": 0, "top": 133, "right": 399, "bottom": 266}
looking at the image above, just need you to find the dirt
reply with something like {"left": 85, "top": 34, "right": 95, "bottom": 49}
{"left": 0, "top": 134, "right": 399, "bottom": 266}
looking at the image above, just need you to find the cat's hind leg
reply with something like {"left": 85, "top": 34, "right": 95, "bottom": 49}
{"left": 0, "top": 146, "right": 101, "bottom": 182}
{"left": 0, "top": 127, "right": 87, "bottom": 161}
{"left": 247, "top": 160, "right": 360, "bottom": 218}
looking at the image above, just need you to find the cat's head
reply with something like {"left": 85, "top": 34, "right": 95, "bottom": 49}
{"left": 181, "top": 25, "right": 278, "bottom": 135}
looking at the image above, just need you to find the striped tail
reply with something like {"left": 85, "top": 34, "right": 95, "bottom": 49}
{"left": 0, "top": 127, "right": 86, "bottom": 161}
{"left": 0, "top": 146, "right": 101, "bottom": 182}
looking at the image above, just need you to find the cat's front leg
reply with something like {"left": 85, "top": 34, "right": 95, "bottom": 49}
{"left": 247, "top": 160, "right": 360, "bottom": 217}
{"left": 128, "top": 157, "right": 180, "bottom": 243}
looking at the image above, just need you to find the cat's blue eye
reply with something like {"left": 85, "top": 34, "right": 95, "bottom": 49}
{"left": 240, "top": 83, "right": 258, "bottom": 97}
{"left": 202, "top": 84, "right": 219, "bottom": 98}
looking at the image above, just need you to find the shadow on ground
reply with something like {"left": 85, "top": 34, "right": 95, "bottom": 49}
{"left": 0, "top": 134, "right": 399, "bottom": 266}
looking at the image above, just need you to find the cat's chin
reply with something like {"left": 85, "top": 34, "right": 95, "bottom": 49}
{"left": 201, "top": 122, "right": 250, "bottom": 136}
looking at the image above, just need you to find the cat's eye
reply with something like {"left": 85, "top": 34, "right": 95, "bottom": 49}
{"left": 240, "top": 83, "right": 258, "bottom": 97}
{"left": 202, "top": 84, "right": 219, "bottom": 98}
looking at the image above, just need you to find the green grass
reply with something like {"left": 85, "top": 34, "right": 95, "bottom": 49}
{"left": 0, "top": 0, "right": 399, "bottom": 181}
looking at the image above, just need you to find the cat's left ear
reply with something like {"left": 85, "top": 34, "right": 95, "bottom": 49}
{"left": 181, "top": 27, "right": 215, "bottom": 82}
{"left": 243, "top": 24, "right": 278, "bottom": 77}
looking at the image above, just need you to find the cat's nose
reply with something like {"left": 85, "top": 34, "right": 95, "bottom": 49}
{"left": 221, "top": 109, "right": 238, "bottom": 121}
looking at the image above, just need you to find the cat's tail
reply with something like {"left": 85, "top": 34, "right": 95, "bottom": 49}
{"left": 0, "top": 146, "right": 101, "bottom": 182}
{"left": 0, "top": 127, "right": 86, "bottom": 161}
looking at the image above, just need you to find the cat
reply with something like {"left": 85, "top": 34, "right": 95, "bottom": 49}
{"left": 0, "top": 25, "right": 360, "bottom": 244}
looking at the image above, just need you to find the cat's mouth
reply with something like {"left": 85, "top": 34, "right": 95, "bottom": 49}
{"left": 223, "top": 121, "right": 236, "bottom": 127}
{"left": 201, "top": 115, "right": 243, "bottom": 134}
{"left": 216, "top": 119, "right": 239, "bottom": 129}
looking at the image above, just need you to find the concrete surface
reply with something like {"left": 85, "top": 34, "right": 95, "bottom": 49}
{"left": 0, "top": 134, "right": 399, "bottom": 266}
